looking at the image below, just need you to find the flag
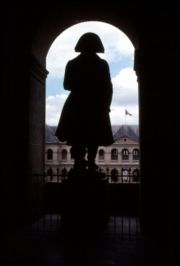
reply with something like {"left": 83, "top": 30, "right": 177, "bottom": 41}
{"left": 125, "top": 109, "right": 132, "bottom": 116}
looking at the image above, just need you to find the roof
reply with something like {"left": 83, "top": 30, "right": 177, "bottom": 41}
{"left": 45, "top": 125, "right": 58, "bottom": 143}
{"left": 45, "top": 124, "right": 139, "bottom": 143}
{"left": 113, "top": 125, "right": 139, "bottom": 141}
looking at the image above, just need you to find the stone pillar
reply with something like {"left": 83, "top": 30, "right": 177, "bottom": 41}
{"left": 28, "top": 55, "right": 48, "bottom": 220}
{"left": 29, "top": 55, "right": 49, "bottom": 175}
{"left": 134, "top": 36, "right": 177, "bottom": 264}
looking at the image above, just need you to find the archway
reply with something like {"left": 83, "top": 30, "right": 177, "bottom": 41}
{"left": 29, "top": 18, "right": 139, "bottom": 175}
{"left": 29, "top": 17, "right": 139, "bottom": 229}
{"left": 45, "top": 21, "right": 138, "bottom": 128}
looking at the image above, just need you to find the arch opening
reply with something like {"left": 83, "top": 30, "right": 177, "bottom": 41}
{"left": 46, "top": 21, "right": 138, "bottom": 128}
{"left": 29, "top": 19, "right": 140, "bottom": 236}
{"left": 45, "top": 20, "right": 139, "bottom": 183}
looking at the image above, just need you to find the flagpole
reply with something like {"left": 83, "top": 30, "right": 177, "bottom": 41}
{"left": 125, "top": 109, "right": 132, "bottom": 126}
{"left": 125, "top": 109, "right": 126, "bottom": 126}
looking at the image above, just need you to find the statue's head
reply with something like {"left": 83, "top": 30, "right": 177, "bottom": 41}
{"left": 75, "top": 32, "right": 104, "bottom": 53}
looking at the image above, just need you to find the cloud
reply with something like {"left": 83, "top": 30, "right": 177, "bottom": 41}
{"left": 47, "top": 21, "right": 134, "bottom": 78}
{"left": 112, "top": 67, "right": 138, "bottom": 106}
{"left": 110, "top": 67, "right": 139, "bottom": 124}
{"left": 46, "top": 94, "right": 69, "bottom": 125}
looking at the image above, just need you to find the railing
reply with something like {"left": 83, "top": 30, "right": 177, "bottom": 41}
{"left": 42, "top": 168, "right": 140, "bottom": 184}
{"left": 30, "top": 171, "right": 141, "bottom": 239}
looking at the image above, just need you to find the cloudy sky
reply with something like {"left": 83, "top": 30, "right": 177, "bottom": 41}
{"left": 46, "top": 21, "right": 139, "bottom": 126}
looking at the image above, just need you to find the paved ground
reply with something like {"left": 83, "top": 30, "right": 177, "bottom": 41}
{"left": 2, "top": 216, "right": 151, "bottom": 265}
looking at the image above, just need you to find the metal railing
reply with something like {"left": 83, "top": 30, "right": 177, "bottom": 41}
{"left": 41, "top": 167, "right": 140, "bottom": 184}
{"left": 29, "top": 171, "right": 141, "bottom": 239}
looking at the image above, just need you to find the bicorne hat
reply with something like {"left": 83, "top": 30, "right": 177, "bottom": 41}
{"left": 75, "top": 32, "right": 104, "bottom": 53}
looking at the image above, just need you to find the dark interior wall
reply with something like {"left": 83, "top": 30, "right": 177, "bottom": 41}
{"left": 136, "top": 11, "right": 178, "bottom": 263}
{"left": 3, "top": 3, "right": 35, "bottom": 229}
{"left": 2, "top": 2, "right": 177, "bottom": 263}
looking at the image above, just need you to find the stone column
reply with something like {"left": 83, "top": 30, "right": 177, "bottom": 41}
{"left": 29, "top": 55, "right": 49, "bottom": 175}
{"left": 28, "top": 55, "right": 48, "bottom": 220}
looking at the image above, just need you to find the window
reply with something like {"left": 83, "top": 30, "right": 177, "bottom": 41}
{"left": 111, "top": 168, "right": 118, "bottom": 182}
{"left": 122, "top": 148, "right": 129, "bottom": 160}
{"left": 133, "top": 149, "right": 139, "bottom": 160}
{"left": 111, "top": 149, "right": 118, "bottom": 160}
{"left": 62, "top": 149, "right": 67, "bottom": 160}
{"left": 122, "top": 168, "right": 129, "bottom": 182}
{"left": 99, "top": 149, "right": 105, "bottom": 160}
{"left": 132, "top": 168, "right": 140, "bottom": 182}
{"left": 47, "top": 149, "right": 53, "bottom": 160}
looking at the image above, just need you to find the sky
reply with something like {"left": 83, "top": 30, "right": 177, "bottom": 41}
{"left": 46, "top": 21, "right": 139, "bottom": 126}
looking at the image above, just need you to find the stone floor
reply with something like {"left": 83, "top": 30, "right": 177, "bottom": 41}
{"left": 2, "top": 215, "right": 153, "bottom": 265}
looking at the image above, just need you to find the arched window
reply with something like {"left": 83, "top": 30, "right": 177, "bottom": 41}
{"left": 133, "top": 149, "right": 139, "bottom": 160}
{"left": 62, "top": 149, "right": 67, "bottom": 160}
{"left": 132, "top": 168, "right": 140, "bottom": 182}
{"left": 111, "top": 168, "right": 119, "bottom": 182}
{"left": 122, "top": 148, "right": 129, "bottom": 160}
{"left": 99, "top": 149, "right": 105, "bottom": 160}
{"left": 47, "top": 149, "right": 53, "bottom": 160}
{"left": 122, "top": 168, "right": 129, "bottom": 182}
{"left": 111, "top": 149, "right": 118, "bottom": 160}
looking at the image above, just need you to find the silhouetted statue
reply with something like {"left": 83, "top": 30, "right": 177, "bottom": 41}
{"left": 55, "top": 32, "right": 114, "bottom": 172}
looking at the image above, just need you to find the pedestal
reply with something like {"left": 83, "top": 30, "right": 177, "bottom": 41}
{"left": 60, "top": 170, "right": 109, "bottom": 238}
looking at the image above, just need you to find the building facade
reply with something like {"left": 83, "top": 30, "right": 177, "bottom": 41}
{"left": 45, "top": 125, "right": 140, "bottom": 183}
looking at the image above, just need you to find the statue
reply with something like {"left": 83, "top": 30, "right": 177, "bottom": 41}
{"left": 55, "top": 32, "right": 114, "bottom": 172}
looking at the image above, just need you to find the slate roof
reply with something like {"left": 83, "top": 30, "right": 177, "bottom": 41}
{"left": 113, "top": 125, "right": 139, "bottom": 141}
{"left": 45, "top": 124, "right": 139, "bottom": 143}
{"left": 45, "top": 125, "right": 58, "bottom": 143}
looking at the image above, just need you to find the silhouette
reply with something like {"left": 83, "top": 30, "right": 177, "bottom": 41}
{"left": 56, "top": 32, "right": 114, "bottom": 172}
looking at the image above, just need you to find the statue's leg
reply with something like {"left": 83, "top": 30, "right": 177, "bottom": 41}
{"left": 87, "top": 144, "right": 98, "bottom": 171}
{"left": 71, "top": 144, "right": 87, "bottom": 170}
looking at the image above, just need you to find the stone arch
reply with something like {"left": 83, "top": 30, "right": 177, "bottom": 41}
{"left": 29, "top": 15, "right": 138, "bottom": 174}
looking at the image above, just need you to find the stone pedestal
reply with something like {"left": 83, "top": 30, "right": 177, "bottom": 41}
{"left": 60, "top": 170, "right": 109, "bottom": 239}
